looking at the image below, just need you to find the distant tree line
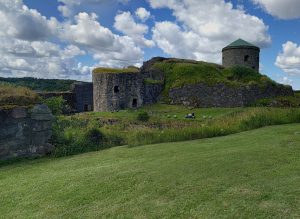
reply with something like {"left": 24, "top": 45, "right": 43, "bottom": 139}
{"left": 0, "top": 77, "right": 77, "bottom": 92}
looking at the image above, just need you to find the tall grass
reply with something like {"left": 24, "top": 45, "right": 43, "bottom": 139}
{"left": 52, "top": 107, "right": 300, "bottom": 156}
{"left": 0, "top": 82, "right": 39, "bottom": 107}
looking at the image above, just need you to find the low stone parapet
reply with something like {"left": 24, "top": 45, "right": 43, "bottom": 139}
{"left": 0, "top": 104, "right": 54, "bottom": 160}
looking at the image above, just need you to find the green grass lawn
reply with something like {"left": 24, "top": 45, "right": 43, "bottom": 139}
{"left": 1, "top": 124, "right": 300, "bottom": 218}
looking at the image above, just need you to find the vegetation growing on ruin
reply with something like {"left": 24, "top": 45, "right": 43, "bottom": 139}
{"left": 252, "top": 95, "right": 300, "bottom": 107}
{"left": 50, "top": 104, "right": 300, "bottom": 157}
{"left": 0, "top": 77, "right": 76, "bottom": 92}
{"left": 1, "top": 124, "right": 300, "bottom": 218}
{"left": 0, "top": 83, "right": 40, "bottom": 108}
{"left": 152, "top": 59, "right": 278, "bottom": 94}
{"left": 93, "top": 67, "right": 139, "bottom": 74}
{"left": 42, "top": 96, "right": 66, "bottom": 115}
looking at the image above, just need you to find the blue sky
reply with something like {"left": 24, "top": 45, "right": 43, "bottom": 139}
{"left": 1, "top": 0, "right": 300, "bottom": 89}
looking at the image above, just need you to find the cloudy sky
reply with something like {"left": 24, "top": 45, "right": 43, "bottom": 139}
{"left": 1, "top": 0, "right": 300, "bottom": 89}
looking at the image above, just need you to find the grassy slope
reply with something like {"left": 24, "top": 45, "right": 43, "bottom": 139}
{"left": 152, "top": 60, "right": 280, "bottom": 95}
{"left": 1, "top": 124, "right": 300, "bottom": 218}
{"left": 0, "top": 83, "right": 39, "bottom": 107}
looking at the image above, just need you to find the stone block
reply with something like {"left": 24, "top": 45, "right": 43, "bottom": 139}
{"left": 30, "top": 130, "right": 52, "bottom": 146}
{"left": 0, "top": 125, "right": 19, "bottom": 139}
{"left": 11, "top": 107, "right": 27, "bottom": 119}
{"left": 31, "top": 104, "right": 54, "bottom": 121}
{"left": 31, "top": 121, "right": 52, "bottom": 132}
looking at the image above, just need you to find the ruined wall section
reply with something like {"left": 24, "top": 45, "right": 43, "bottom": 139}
{"left": 140, "top": 57, "right": 165, "bottom": 105}
{"left": 93, "top": 72, "right": 143, "bottom": 112}
{"left": 169, "top": 83, "right": 294, "bottom": 107}
{"left": 0, "top": 104, "right": 54, "bottom": 160}
{"left": 71, "top": 82, "right": 93, "bottom": 112}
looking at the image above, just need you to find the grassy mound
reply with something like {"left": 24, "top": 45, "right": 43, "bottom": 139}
{"left": 1, "top": 124, "right": 300, "bottom": 218}
{"left": 0, "top": 83, "right": 40, "bottom": 108}
{"left": 93, "top": 67, "right": 139, "bottom": 74}
{"left": 151, "top": 59, "right": 279, "bottom": 94}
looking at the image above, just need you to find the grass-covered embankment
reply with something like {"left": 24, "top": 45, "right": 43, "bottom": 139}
{"left": 151, "top": 59, "right": 282, "bottom": 95}
{"left": 1, "top": 124, "right": 300, "bottom": 218}
{"left": 0, "top": 82, "right": 40, "bottom": 108}
{"left": 93, "top": 67, "right": 139, "bottom": 74}
{"left": 51, "top": 104, "right": 300, "bottom": 156}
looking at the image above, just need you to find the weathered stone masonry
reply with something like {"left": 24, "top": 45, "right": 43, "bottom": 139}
{"left": 93, "top": 72, "right": 144, "bottom": 112}
{"left": 0, "top": 104, "right": 54, "bottom": 160}
{"left": 222, "top": 39, "right": 260, "bottom": 71}
{"left": 168, "top": 83, "right": 294, "bottom": 108}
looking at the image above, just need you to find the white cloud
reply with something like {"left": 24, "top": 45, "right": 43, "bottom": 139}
{"left": 114, "top": 11, "right": 154, "bottom": 47}
{"left": 281, "top": 76, "right": 293, "bottom": 85}
{"left": 153, "top": 21, "right": 219, "bottom": 61}
{"left": 275, "top": 41, "right": 300, "bottom": 76}
{"left": 0, "top": 0, "right": 92, "bottom": 80}
{"left": 0, "top": 36, "right": 88, "bottom": 79}
{"left": 149, "top": 0, "right": 271, "bottom": 63}
{"left": 0, "top": 0, "right": 145, "bottom": 80}
{"left": 135, "top": 7, "right": 151, "bottom": 22}
{"left": 252, "top": 0, "right": 300, "bottom": 19}
{"left": 0, "top": 0, "right": 58, "bottom": 41}
{"left": 61, "top": 12, "right": 144, "bottom": 67}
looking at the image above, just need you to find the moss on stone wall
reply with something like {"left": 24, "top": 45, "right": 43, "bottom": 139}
{"left": 93, "top": 67, "right": 139, "bottom": 74}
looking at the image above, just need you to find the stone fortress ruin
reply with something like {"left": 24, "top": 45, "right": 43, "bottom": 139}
{"left": 89, "top": 39, "right": 292, "bottom": 111}
{"left": 62, "top": 39, "right": 293, "bottom": 112}
{"left": 0, "top": 39, "right": 294, "bottom": 161}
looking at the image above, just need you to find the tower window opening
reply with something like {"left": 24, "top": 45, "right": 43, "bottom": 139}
{"left": 244, "top": 55, "right": 249, "bottom": 62}
{"left": 132, "top": 98, "right": 137, "bottom": 108}
{"left": 114, "top": 86, "right": 119, "bottom": 93}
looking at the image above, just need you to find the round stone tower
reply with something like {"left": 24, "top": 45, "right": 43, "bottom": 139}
{"left": 92, "top": 68, "right": 143, "bottom": 112}
{"left": 222, "top": 39, "right": 260, "bottom": 71}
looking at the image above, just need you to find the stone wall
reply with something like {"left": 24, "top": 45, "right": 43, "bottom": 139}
{"left": 222, "top": 47, "right": 260, "bottom": 71}
{"left": 140, "top": 58, "right": 165, "bottom": 105}
{"left": 0, "top": 104, "right": 54, "bottom": 160}
{"left": 93, "top": 72, "right": 144, "bottom": 112}
{"left": 169, "top": 83, "right": 294, "bottom": 107}
{"left": 142, "top": 83, "right": 164, "bottom": 105}
{"left": 71, "top": 82, "right": 93, "bottom": 112}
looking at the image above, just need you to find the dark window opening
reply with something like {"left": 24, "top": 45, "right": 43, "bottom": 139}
{"left": 132, "top": 99, "right": 137, "bottom": 108}
{"left": 244, "top": 55, "right": 249, "bottom": 62}
{"left": 114, "top": 86, "right": 119, "bottom": 93}
{"left": 252, "top": 66, "right": 255, "bottom": 69}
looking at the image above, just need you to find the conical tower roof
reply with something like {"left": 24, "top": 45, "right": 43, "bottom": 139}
{"left": 222, "top": 39, "right": 260, "bottom": 51}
